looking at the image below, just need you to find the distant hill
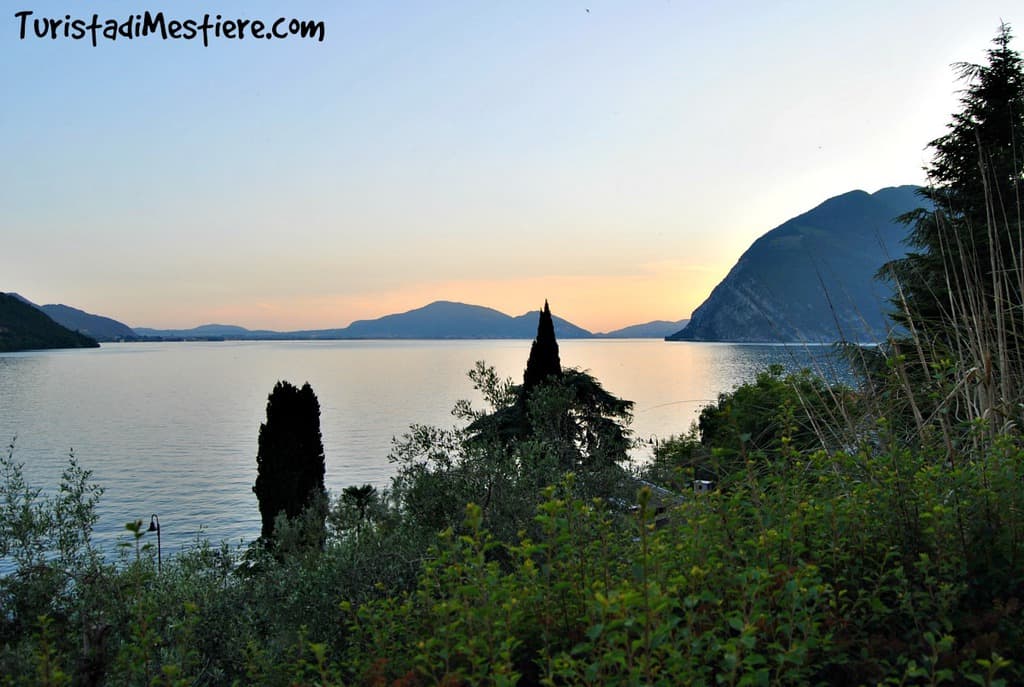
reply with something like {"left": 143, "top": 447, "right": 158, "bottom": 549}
{"left": 40, "top": 304, "right": 136, "bottom": 341}
{"left": 597, "top": 319, "right": 690, "bottom": 338}
{"left": 0, "top": 292, "right": 100, "bottom": 352}
{"left": 668, "top": 185, "right": 923, "bottom": 343}
{"left": 132, "top": 324, "right": 283, "bottom": 340}
{"left": 508, "top": 308, "right": 592, "bottom": 339}
{"left": 135, "top": 301, "right": 594, "bottom": 340}
{"left": 294, "top": 301, "right": 593, "bottom": 339}
{"left": 42, "top": 305, "right": 133, "bottom": 342}
{"left": 11, "top": 293, "right": 136, "bottom": 341}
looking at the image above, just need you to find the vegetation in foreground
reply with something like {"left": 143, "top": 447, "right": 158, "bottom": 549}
{"left": 3, "top": 25, "right": 1024, "bottom": 687}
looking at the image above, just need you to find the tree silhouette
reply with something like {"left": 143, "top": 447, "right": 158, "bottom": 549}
{"left": 394, "top": 303, "right": 634, "bottom": 539}
{"left": 253, "top": 381, "right": 327, "bottom": 548}
{"left": 874, "top": 25, "right": 1024, "bottom": 435}
{"left": 468, "top": 300, "right": 563, "bottom": 442}
{"left": 463, "top": 301, "right": 632, "bottom": 494}
{"left": 522, "top": 300, "right": 562, "bottom": 394}
{"left": 341, "top": 484, "right": 378, "bottom": 526}
{"left": 883, "top": 24, "right": 1024, "bottom": 344}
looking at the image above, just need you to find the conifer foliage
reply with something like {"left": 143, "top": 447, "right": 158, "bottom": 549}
{"left": 467, "top": 301, "right": 632, "bottom": 488}
{"left": 522, "top": 300, "right": 562, "bottom": 393}
{"left": 881, "top": 24, "right": 1024, "bottom": 431}
{"left": 884, "top": 24, "right": 1024, "bottom": 345}
{"left": 253, "top": 380, "right": 327, "bottom": 546}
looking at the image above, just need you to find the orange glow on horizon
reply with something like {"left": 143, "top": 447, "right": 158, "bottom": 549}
{"left": 136, "top": 265, "right": 726, "bottom": 334}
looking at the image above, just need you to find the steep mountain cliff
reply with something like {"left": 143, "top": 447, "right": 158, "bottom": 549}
{"left": 668, "top": 186, "right": 923, "bottom": 343}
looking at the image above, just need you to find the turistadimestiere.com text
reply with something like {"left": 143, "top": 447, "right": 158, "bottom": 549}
{"left": 14, "top": 10, "right": 326, "bottom": 47}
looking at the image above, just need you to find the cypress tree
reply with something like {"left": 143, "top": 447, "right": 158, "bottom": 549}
{"left": 460, "top": 300, "right": 633, "bottom": 506}
{"left": 522, "top": 300, "right": 562, "bottom": 394}
{"left": 253, "top": 381, "right": 327, "bottom": 547}
{"left": 466, "top": 300, "right": 564, "bottom": 443}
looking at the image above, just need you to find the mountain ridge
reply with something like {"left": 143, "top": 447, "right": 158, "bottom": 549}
{"left": 668, "top": 185, "right": 923, "bottom": 343}
{"left": 6, "top": 295, "right": 686, "bottom": 342}
{"left": 595, "top": 319, "right": 690, "bottom": 339}
{"left": 11, "top": 294, "right": 137, "bottom": 342}
{"left": 135, "top": 301, "right": 599, "bottom": 340}
{"left": 0, "top": 293, "right": 101, "bottom": 352}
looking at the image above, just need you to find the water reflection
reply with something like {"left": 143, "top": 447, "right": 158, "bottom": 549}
{"left": 0, "top": 340, "right": 850, "bottom": 558}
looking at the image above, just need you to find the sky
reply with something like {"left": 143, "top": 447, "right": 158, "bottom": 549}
{"left": 2, "top": 2, "right": 1020, "bottom": 333}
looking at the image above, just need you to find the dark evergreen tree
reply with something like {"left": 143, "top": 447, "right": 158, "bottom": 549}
{"left": 460, "top": 301, "right": 633, "bottom": 503}
{"left": 394, "top": 308, "right": 634, "bottom": 540}
{"left": 522, "top": 300, "right": 562, "bottom": 393}
{"left": 870, "top": 25, "right": 1024, "bottom": 440}
{"left": 882, "top": 24, "right": 1024, "bottom": 345}
{"left": 253, "top": 381, "right": 327, "bottom": 547}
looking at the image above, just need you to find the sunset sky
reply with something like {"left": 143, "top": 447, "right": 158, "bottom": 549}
{"left": 2, "top": 2, "right": 1019, "bottom": 332}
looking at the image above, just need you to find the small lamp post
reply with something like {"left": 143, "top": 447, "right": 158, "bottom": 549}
{"left": 147, "top": 514, "right": 161, "bottom": 574}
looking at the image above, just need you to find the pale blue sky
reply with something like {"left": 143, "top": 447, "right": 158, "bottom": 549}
{"left": 2, "top": 1, "right": 1018, "bottom": 331}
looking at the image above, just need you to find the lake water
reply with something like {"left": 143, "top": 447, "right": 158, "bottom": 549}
{"left": 0, "top": 340, "right": 846, "bottom": 559}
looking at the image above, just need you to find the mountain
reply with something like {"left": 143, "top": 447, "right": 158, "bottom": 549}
{"left": 132, "top": 324, "right": 283, "bottom": 340}
{"left": 11, "top": 294, "right": 136, "bottom": 342}
{"left": 297, "top": 301, "right": 592, "bottom": 339}
{"left": 668, "top": 185, "right": 923, "bottom": 343}
{"left": 0, "top": 292, "right": 100, "bottom": 352}
{"left": 597, "top": 319, "right": 690, "bottom": 338}
{"left": 135, "top": 301, "right": 594, "bottom": 340}
{"left": 509, "top": 309, "right": 592, "bottom": 339}
{"left": 39, "top": 304, "right": 135, "bottom": 341}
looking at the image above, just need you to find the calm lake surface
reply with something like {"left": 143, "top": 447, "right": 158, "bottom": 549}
{"left": 0, "top": 340, "right": 846, "bottom": 558}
